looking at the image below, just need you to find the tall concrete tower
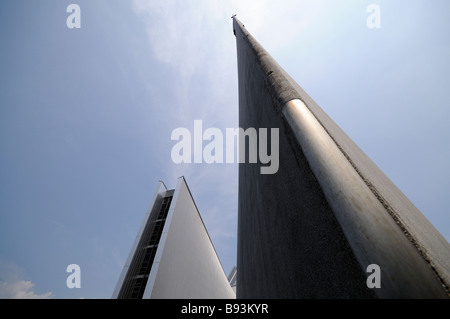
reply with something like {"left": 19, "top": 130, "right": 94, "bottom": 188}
{"left": 233, "top": 17, "right": 450, "bottom": 298}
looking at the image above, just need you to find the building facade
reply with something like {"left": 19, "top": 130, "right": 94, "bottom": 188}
{"left": 112, "top": 177, "right": 235, "bottom": 299}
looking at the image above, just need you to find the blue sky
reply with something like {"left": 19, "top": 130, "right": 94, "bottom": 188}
{"left": 1, "top": 0, "right": 449, "bottom": 299}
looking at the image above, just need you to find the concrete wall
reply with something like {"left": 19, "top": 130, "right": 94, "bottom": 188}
{"left": 233, "top": 17, "right": 450, "bottom": 298}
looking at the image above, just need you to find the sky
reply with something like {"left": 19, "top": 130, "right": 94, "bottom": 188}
{"left": 0, "top": 0, "right": 449, "bottom": 299}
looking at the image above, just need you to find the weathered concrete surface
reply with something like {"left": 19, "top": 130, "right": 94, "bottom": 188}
{"left": 234, "top": 18, "right": 375, "bottom": 299}
{"left": 233, "top": 17, "right": 450, "bottom": 298}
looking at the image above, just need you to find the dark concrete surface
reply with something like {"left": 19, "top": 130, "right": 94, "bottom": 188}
{"left": 234, "top": 18, "right": 375, "bottom": 298}
{"left": 233, "top": 17, "right": 450, "bottom": 298}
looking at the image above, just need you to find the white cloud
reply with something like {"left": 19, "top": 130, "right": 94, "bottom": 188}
{"left": 130, "top": 0, "right": 267, "bottom": 105}
{"left": 0, "top": 280, "right": 53, "bottom": 299}
{"left": 0, "top": 261, "right": 53, "bottom": 299}
{"left": 132, "top": 0, "right": 215, "bottom": 80}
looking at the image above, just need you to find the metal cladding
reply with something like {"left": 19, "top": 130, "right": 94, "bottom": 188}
{"left": 233, "top": 17, "right": 450, "bottom": 298}
{"left": 112, "top": 177, "right": 235, "bottom": 299}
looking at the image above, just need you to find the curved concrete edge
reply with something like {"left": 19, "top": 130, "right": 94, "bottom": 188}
{"left": 276, "top": 62, "right": 450, "bottom": 294}
{"left": 282, "top": 99, "right": 449, "bottom": 298}
{"left": 233, "top": 16, "right": 450, "bottom": 298}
